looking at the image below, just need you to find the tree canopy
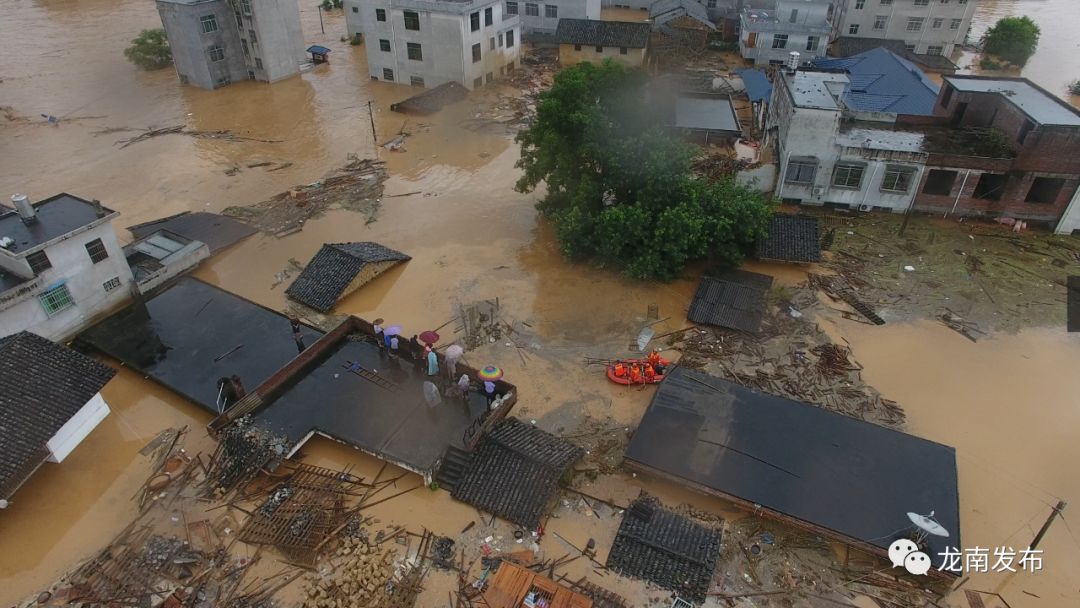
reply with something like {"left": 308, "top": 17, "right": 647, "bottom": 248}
{"left": 515, "top": 61, "right": 773, "bottom": 280}
{"left": 981, "top": 16, "right": 1040, "bottom": 66}
{"left": 124, "top": 28, "right": 172, "bottom": 71}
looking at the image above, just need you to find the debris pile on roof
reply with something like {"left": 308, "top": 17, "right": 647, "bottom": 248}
{"left": 286, "top": 242, "right": 411, "bottom": 312}
{"left": 756, "top": 214, "right": 822, "bottom": 263}
{"left": 452, "top": 418, "right": 583, "bottom": 528}
{"left": 0, "top": 331, "right": 116, "bottom": 500}
{"left": 206, "top": 416, "right": 291, "bottom": 493}
{"left": 606, "top": 493, "right": 722, "bottom": 604}
{"left": 686, "top": 269, "right": 774, "bottom": 333}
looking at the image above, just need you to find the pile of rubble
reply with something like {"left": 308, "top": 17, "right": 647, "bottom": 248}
{"left": 301, "top": 539, "right": 396, "bottom": 608}
{"left": 465, "top": 48, "right": 556, "bottom": 132}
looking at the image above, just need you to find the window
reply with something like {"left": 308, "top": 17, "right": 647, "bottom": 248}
{"left": 926, "top": 45, "right": 943, "bottom": 55}
{"left": 242, "top": 39, "right": 249, "bottom": 55}
{"left": 200, "top": 14, "right": 218, "bottom": 34}
{"left": 907, "top": 17, "right": 924, "bottom": 32}
{"left": 103, "top": 277, "right": 122, "bottom": 292}
{"left": 880, "top": 0, "right": 891, "bottom": 4}
{"left": 490, "top": 36, "right": 495, "bottom": 50}
{"left": 27, "top": 250, "right": 51, "bottom": 275}
{"left": 873, "top": 16, "right": 887, "bottom": 30}
{"left": 411, "top": 76, "right": 425, "bottom": 87}
{"left": 881, "top": 166, "right": 916, "bottom": 192}
{"left": 848, "top": 24, "right": 860, "bottom": 35}
{"left": 383, "top": 68, "right": 394, "bottom": 81}
{"left": 40, "top": 284, "right": 74, "bottom": 316}
{"left": 525, "top": 3, "right": 538, "bottom": 16}
{"left": 506, "top": 29, "right": 515, "bottom": 47}
{"left": 973, "top": 173, "right": 1007, "bottom": 200}
{"left": 403, "top": 11, "right": 419, "bottom": 30}
{"left": 235, "top": 12, "right": 243, "bottom": 29}
{"left": 407, "top": 42, "right": 422, "bottom": 60}
{"left": 499, "top": 32, "right": 504, "bottom": 46}
{"left": 352, "top": 6, "right": 358, "bottom": 12}
{"left": 215, "top": 74, "right": 230, "bottom": 86}
{"left": 806, "top": 36, "right": 818, "bottom": 51}
{"left": 788, "top": 9, "right": 798, "bottom": 23}
{"left": 254, "top": 57, "right": 263, "bottom": 69}
{"left": 932, "top": 17, "right": 943, "bottom": 29}
{"left": 950, "top": 18, "right": 962, "bottom": 29}
{"left": 707, "top": 0, "right": 716, "bottom": 7}
{"left": 249, "top": 29, "right": 257, "bottom": 44}
{"left": 474, "top": 76, "right": 483, "bottom": 87}
{"left": 785, "top": 160, "right": 816, "bottom": 185}
{"left": 914, "top": 0, "right": 929, "bottom": 5}
{"left": 471, "top": 11, "right": 480, "bottom": 31}
{"left": 376, "top": 8, "right": 386, "bottom": 21}
{"left": 595, "top": 45, "right": 603, "bottom": 52}
{"left": 506, "top": 1, "right": 518, "bottom": 15}
{"left": 923, "top": 169, "right": 957, "bottom": 195}
{"left": 85, "top": 238, "right": 109, "bottom": 263}
{"left": 379, "top": 38, "right": 391, "bottom": 52}
{"left": 486, "top": 7, "right": 493, "bottom": 25}
{"left": 904, "top": 43, "right": 916, "bottom": 52}
{"left": 240, "top": 0, "right": 251, "bottom": 14}
{"left": 208, "top": 45, "right": 225, "bottom": 62}
{"left": 545, "top": 4, "right": 557, "bottom": 18}
{"left": 772, "top": 34, "right": 788, "bottom": 49}
{"left": 832, "top": 164, "right": 865, "bottom": 189}
{"left": 1026, "top": 177, "right": 1065, "bottom": 204}
{"left": 619, "top": 47, "right": 627, "bottom": 55}
{"left": 855, "top": 0, "right": 864, "bottom": 7}
{"left": 472, "top": 42, "right": 482, "bottom": 62}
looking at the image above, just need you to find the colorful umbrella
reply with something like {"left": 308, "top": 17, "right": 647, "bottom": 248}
{"left": 419, "top": 330, "right": 440, "bottom": 345}
{"left": 478, "top": 365, "right": 503, "bottom": 381}
{"left": 384, "top": 325, "right": 402, "bottom": 336}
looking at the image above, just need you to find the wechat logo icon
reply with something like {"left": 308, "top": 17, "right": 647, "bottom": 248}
{"left": 889, "top": 539, "right": 932, "bottom": 576}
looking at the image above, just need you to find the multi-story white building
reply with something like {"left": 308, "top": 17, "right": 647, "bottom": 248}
{"left": 157, "top": 0, "right": 306, "bottom": 89}
{"left": 504, "top": 0, "right": 600, "bottom": 36}
{"left": 346, "top": 0, "right": 521, "bottom": 89}
{"left": 739, "top": 0, "right": 832, "bottom": 66}
{"left": 832, "top": 0, "right": 977, "bottom": 56}
{"left": 0, "top": 194, "right": 135, "bottom": 341}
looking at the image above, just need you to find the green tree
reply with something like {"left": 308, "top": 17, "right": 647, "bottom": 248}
{"left": 124, "top": 28, "right": 172, "bottom": 71}
{"left": 981, "top": 16, "right": 1040, "bottom": 66}
{"left": 516, "top": 61, "right": 774, "bottom": 280}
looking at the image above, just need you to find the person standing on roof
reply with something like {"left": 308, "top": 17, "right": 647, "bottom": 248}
{"left": 372, "top": 318, "right": 385, "bottom": 350}
{"left": 426, "top": 346, "right": 440, "bottom": 378}
{"left": 290, "top": 317, "right": 306, "bottom": 354}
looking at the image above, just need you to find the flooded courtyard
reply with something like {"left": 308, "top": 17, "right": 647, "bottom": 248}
{"left": 2, "top": 0, "right": 1080, "bottom": 606}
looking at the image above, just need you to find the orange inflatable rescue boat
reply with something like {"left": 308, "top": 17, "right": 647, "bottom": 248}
{"left": 606, "top": 353, "right": 669, "bottom": 385}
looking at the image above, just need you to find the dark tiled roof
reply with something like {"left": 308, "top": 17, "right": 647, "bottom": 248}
{"left": 451, "top": 418, "right": 583, "bottom": 529}
{"left": 756, "top": 214, "right": 822, "bottom": 263}
{"left": 0, "top": 332, "right": 116, "bottom": 498}
{"left": 286, "top": 242, "right": 410, "bottom": 312}
{"left": 555, "top": 19, "right": 652, "bottom": 49}
{"left": 606, "top": 493, "right": 723, "bottom": 604}
{"left": 127, "top": 211, "right": 256, "bottom": 254}
{"left": 686, "top": 269, "right": 773, "bottom": 333}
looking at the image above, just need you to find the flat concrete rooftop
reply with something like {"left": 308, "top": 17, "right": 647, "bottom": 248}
{"left": 0, "top": 193, "right": 116, "bottom": 253}
{"left": 77, "top": 277, "right": 322, "bottom": 413}
{"left": 945, "top": 76, "right": 1080, "bottom": 127}
{"left": 785, "top": 71, "right": 848, "bottom": 111}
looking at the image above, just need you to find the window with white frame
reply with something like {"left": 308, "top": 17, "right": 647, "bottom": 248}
{"left": 772, "top": 34, "right": 788, "bottom": 49}
{"left": 832, "top": 164, "right": 865, "bottom": 189}
{"left": 926, "top": 45, "right": 943, "bottom": 55}
{"left": 200, "top": 14, "right": 218, "bottom": 34}
{"left": 932, "top": 17, "right": 943, "bottom": 29}
{"left": 785, "top": 160, "right": 817, "bottom": 185}
{"left": 873, "top": 15, "right": 887, "bottom": 30}
{"left": 208, "top": 45, "right": 225, "bottom": 62}
{"left": 849, "top": 23, "right": 860, "bottom": 35}
{"left": 950, "top": 18, "right": 962, "bottom": 29}
{"left": 855, "top": 0, "right": 864, "bottom": 8}
{"left": 40, "top": 283, "right": 75, "bottom": 316}
{"left": 545, "top": 4, "right": 557, "bottom": 18}
{"left": 806, "top": 36, "right": 818, "bottom": 51}
{"left": 880, "top": 166, "right": 916, "bottom": 192}
{"left": 506, "top": 1, "right": 518, "bottom": 15}
{"left": 906, "top": 17, "right": 924, "bottom": 32}
{"left": 525, "top": 3, "right": 538, "bottom": 16}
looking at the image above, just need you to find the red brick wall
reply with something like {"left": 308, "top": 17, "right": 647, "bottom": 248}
{"left": 913, "top": 166, "right": 1080, "bottom": 222}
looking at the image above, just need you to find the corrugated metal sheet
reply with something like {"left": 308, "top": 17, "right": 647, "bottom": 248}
{"left": 810, "top": 47, "right": 939, "bottom": 116}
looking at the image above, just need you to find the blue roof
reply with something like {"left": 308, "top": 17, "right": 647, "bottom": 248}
{"left": 810, "top": 48, "right": 939, "bottom": 115}
{"left": 737, "top": 68, "right": 773, "bottom": 103}
{"left": 307, "top": 45, "right": 331, "bottom": 54}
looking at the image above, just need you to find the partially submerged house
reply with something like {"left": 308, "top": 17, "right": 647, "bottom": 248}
{"left": 156, "top": 0, "right": 306, "bottom": 89}
{"left": 127, "top": 211, "right": 257, "bottom": 254}
{"left": 286, "top": 242, "right": 410, "bottom": 313}
{"left": 739, "top": 0, "right": 832, "bottom": 66}
{"left": 831, "top": 0, "right": 976, "bottom": 57}
{"left": 555, "top": 19, "right": 651, "bottom": 67}
{"left": 346, "top": 0, "right": 521, "bottom": 89}
{"left": 124, "top": 230, "right": 211, "bottom": 294}
{"left": 0, "top": 331, "right": 116, "bottom": 505}
{"left": 686, "top": 269, "right": 773, "bottom": 333}
{"left": 0, "top": 193, "right": 135, "bottom": 341}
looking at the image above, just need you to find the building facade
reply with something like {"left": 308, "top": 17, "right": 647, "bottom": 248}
{"left": 832, "top": 0, "right": 976, "bottom": 56}
{"left": 0, "top": 194, "right": 135, "bottom": 341}
{"left": 157, "top": 0, "right": 305, "bottom": 89}
{"left": 556, "top": 19, "right": 651, "bottom": 67}
{"left": 739, "top": 0, "right": 832, "bottom": 65}
{"left": 346, "top": 0, "right": 521, "bottom": 89}
{"left": 504, "top": 0, "right": 600, "bottom": 35}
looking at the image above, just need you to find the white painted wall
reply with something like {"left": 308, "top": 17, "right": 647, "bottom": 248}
{"left": 513, "top": 0, "right": 601, "bottom": 35}
{"left": 46, "top": 393, "right": 111, "bottom": 463}
{"left": 134, "top": 241, "right": 211, "bottom": 293}
{"left": 1056, "top": 184, "right": 1080, "bottom": 235}
{"left": 833, "top": 0, "right": 976, "bottom": 55}
{"left": 0, "top": 220, "right": 135, "bottom": 341}
{"left": 246, "top": 0, "right": 306, "bottom": 82}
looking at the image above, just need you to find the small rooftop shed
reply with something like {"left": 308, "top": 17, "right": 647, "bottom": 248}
{"left": 286, "top": 242, "right": 410, "bottom": 313}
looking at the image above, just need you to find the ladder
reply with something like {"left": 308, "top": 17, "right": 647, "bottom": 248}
{"left": 342, "top": 361, "right": 400, "bottom": 392}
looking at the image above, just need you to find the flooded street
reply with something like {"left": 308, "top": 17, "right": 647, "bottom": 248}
{"left": 2, "top": 0, "right": 1080, "bottom": 606}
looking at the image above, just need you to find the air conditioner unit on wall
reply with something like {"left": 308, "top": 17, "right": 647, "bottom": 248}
{"left": 813, "top": 186, "right": 824, "bottom": 197}
{"left": 858, "top": 204, "right": 872, "bottom": 212}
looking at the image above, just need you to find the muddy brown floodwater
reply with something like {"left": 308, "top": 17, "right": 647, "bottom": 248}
{"left": 3, "top": 0, "right": 1080, "bottom": 606}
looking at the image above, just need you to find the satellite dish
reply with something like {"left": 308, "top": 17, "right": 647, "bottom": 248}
{"left": 908, "top": 511, "right": 949, "bottom": 538}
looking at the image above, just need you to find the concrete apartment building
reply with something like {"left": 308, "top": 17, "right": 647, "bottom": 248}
{"left": 504, "top": 0, "right": 600, "bottom": 36}
{"left": 157, "top": 0, "right": 305, "bottom": 89}
{"left": 346, "top": 0, "right": 521, "bottom": 89}
{"left": 0, "top": 194, "right": 135, "bottom": 341}
{"left": 739, "top": 0, "right": 832, "bottom": 65}
{"left": 832, "top": 0, "right": 977, "bottom": 56}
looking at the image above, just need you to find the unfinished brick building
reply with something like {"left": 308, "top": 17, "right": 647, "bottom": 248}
{"left": 900, "top": 76, "right": 1080, "bottom": 225}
